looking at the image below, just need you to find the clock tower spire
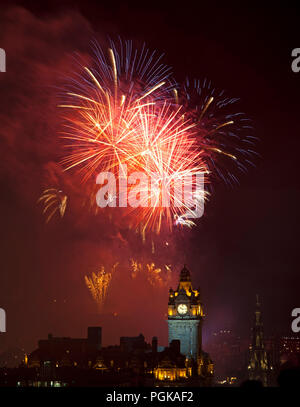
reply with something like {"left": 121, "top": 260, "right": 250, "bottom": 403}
{"left": 167, "top": 265, "right": 204, "bottom": 360}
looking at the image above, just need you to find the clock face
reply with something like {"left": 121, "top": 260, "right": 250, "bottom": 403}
{"left": 177, "top": 304, "right": 188, "bottom": 315}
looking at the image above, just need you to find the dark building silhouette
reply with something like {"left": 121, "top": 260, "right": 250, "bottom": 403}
{"left": 206, "top": 329, "right": 249, "bottom": 385}
{"left": 151, "top": 336, "right": 158, "bottom": 353}
{"left": 0, "top": 266, "right": 215, "bottom": 387}
{"left": 87, "top": 327, "right": 102, "bottom": 350}
{"left": 248, "top": 295, "right": 273, "bottom": 386}
{"left": 120, "top": 334, "right": 147, "bottom": 353}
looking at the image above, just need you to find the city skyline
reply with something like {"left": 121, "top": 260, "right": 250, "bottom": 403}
{"left": 0, "top": 267, "right": 299, "bottom": 386}
{"left": 0, "top": 1, "right": 299, "bottom": 389}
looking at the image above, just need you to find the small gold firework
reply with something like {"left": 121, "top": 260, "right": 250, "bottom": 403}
{"left": 130, "top": 259, "right": 171, "bottom": 287}
{"left": 38, "top": 188, "right": 67, "bottom": 223}
{"left": 85, "top": 263, "right": 118, "bottom": 310}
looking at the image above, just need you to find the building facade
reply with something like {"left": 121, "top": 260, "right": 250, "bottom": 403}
{"left": 167, "top": 265, "right": 203, "bottom": 360}
{"left": 166, "top": 265, "right": 213, "bottom": 384}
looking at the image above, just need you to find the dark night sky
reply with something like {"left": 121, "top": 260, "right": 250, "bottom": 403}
{"left": 0, "top": 1, "right": 299, "bottom": 355}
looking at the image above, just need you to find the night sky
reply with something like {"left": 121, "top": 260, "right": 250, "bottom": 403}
{"left": 0, "top": 2, "right": 299, "bottom": 355}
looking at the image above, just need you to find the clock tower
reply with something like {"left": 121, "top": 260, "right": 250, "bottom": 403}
{"left": 167, "top": 265, "right": 204, "bottom": 360}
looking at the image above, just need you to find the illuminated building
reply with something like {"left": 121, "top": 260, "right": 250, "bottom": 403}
{"left": 279, "top": 336, "right": 300, "bottom": 367}
{"left": 280, "top": 336, "right": 300, "bottom": 355}
{"left": 152, "top": 339, "right": 192, "bottom": 383}
{"left": 167, "top": 265, "right": 203, "bottom": 360}
{"left": 154, "top": 358, "right": 191, "bottom": 381}
{"left": 165, "top": 265, "right": 213, "bottom": 383}
{"left": 248, "top": 295, "right": 273, "bottom": 386}
{"left": 2, "top": 269, "right": 214, "bottom": 386}
{"left": 93, "top": 356, "right": 109, "bottom": 371}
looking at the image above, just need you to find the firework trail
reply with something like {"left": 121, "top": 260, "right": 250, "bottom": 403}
{"left": 130, "top": 259, "right": 172, "bottom": 287}
{"left": 84, "top": 263, "right": 118, "bottom": 310}
{"left": 177, "top": 77, "right": 257, "bottom": 186}
{"left": 37, "top": 188, "right": 67, "bottom": 223}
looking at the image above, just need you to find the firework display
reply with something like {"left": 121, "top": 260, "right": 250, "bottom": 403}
{"left": 84, "top": 264, "right": 118, "bottom": 310}
{"left": 45, "top": 39, "right": 254, "bottom": 234}
{"left": 59, "top": 39, "right": 174, "bottom": 181}
{"left": 38, "top": 188, "right": 67, "bottom": 223}
{"left": 179, "top": 78, "right": 256, "bottom": 186}
{"left": 3, "top": 2, "right": 299, "bottom": 390}
{"left": 36, "top": 40, "right": 256, "bottom": 308}
{"left": 130, "top": 259, "right": 172, "bottom": 287}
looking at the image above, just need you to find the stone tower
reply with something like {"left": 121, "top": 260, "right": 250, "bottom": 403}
{"left": 248, "top": 295, "right": 273, "bottom": 386}
{"left": 167, "top": 265, "right": 204, "bottom": 360}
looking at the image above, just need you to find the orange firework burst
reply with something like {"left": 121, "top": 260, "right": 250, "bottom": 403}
{"left": 124, "top": 102, "right": 208, "bottom": 233}
{"left": 59, "top": 40, "right": 172, "bottom": 181}
{"left": 84, "top": 263, "right": 118, "bottom": 311}
{"left": 59, "top": 42, "right": 207, "bottom": 233}
{"left": 57, "top": 40, "right": 255, "bottom": 234}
